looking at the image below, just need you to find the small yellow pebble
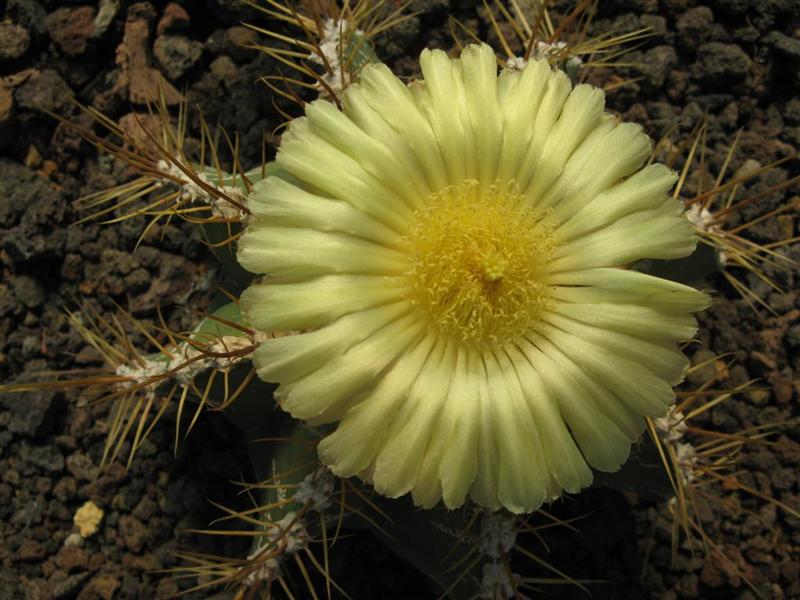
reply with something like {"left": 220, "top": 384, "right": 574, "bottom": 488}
{"left": 73, "top": 500, "right": 104, "bottom": 538}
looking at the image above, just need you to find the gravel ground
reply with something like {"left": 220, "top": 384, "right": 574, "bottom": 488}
{"left": 0, "top": 1, "right": 799, "bottom": 599}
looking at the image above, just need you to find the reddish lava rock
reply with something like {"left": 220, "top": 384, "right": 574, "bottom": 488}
{"left": 44, "top": 6, "right": 96, "bottom": 56}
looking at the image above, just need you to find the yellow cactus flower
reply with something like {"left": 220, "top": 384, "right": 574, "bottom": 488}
{"left": 237, "top": 43, "right": 709, "bottom": 514}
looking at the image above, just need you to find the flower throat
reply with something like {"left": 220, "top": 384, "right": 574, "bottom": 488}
{"left": 404, "top": 180, "right": 557, "bottom": 347}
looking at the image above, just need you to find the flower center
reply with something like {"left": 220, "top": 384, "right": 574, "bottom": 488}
{"left": 405, "top": 181, "right": 557, "bottom": 347}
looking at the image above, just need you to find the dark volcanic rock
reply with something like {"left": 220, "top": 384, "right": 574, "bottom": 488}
{"left": 23, "top": 443, "right": 65, "bottom": 473}
{"left": 676, "top": 6, "right": 714, "bottom": 51}
{"left": 692, "top": 41, "right": 751, "bottom": 87}
{"left": 14, "top": 69, "right": 72, "bottom": 113}
{"left": 0, "top": 23, "right": 31, "bottom": 62}
{"left": 766, "top": 31, "right": 800, "bottom": 62}
{"left": 44, "top": 6, "right": 96, "bottom": 56}
{"left": 765, "top": 31, "right": 800, "bottom": 87}
{"left": 639, "top": 45, "right": 678, "bottom": 91}
{"left": 0, "top": 161, "right": 68, "bottom": 265}
{"left": 0, "top": 84, "right": 15, "bottom": 148}
{"left": 153, "top": 34, "right": 203, "bottom": 80}
{"left": 0, "top": 389, "right": 63, "bottom": 437}
{"left": 156, "top": 3, "right": 190, "bottom": 36}
{"left": 6, "top": 0, "right": 48, "bottom": 42}
{"left": 12, "top": 275, "right": 45, "bottom": 309}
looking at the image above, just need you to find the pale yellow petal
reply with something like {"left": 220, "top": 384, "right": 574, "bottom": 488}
{"left": 469, "top": 356, "right": 501, "bottom": 510}
{"left": 554, "top": 162, "right": 677, "bottom": 237}
{"left": 536, "top": 321, "right": 675, "bottom": 418}
{"left": 505, "top": 346, "right": 592, "bottom": 494}
{"left": 251, "top": 302, "right": 410, "bottom": 384}
{"left": 318, "top": 335, "right": 437, "bottom": 477}
{"left": 247, "top": 176, "right": 404, "bottom": 249}
{"left": 549, "top": 268, "right": 711, "bottom": 316}
{"left": 411, "top": 429, "right": 445, "bottom": 509}
{"left": 278, "top": 118, "right": 411, "bottom": 231}
{"left": 372, "top": 341, "right": 456, "bottom": 497}
{"left": 495, "top": 59, "right": 551, "bottom": 183}
{"left": 517, "top": 339, "right": 632, "bottom": 472}
{"left": 240, "top": 275, "right": 405, "bottom": 332}
{"left": 305, "top": 100, "right": 428, "bottom": 208}
{"left": 343, "top": 85, "right": 437, "bottom": 205}
{"left": 460, "top": 43, "right": 503, "bottom": 189}
{"left": 487, "top": 351, "right": 551, "bottom": 513}
{"left": 544, "top": 311, "right": 689, "bottom": 385}
{"left": 238, "top": 225, "right": 408, "bottom": 280}
{"left": 538, "top": 121, "right": 652, "bottom": 218}
{"left": 515, "top": 68, "right": 572, "bottom": 192}
{"left": 550, "top": 199, "right": 697, "bottom": 271}
{"left": 354, "top": 63, "right": 449, "bottom": 192}
{"left": 523, "top": 84, "right": 605, "bottom": 206}
{"left": 551, "top": 301, "right": 699, "bottom": 342}
{"left": 418, "top": 48, "right": 477, "bottom": 183}
{"left": 277, "top": 313, "right": 425, "bottom": 422}
{"left": 438, "top": 348, "right": 481, "bottom": 509}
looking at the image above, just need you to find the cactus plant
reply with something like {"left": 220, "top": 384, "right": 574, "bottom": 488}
{"left": 3, "top": 2, "right": 798, "bottom": 598}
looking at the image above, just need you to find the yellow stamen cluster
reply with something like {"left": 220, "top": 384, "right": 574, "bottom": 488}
{"left": 404, "top": 181, "right": 557, "bottom": 347}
